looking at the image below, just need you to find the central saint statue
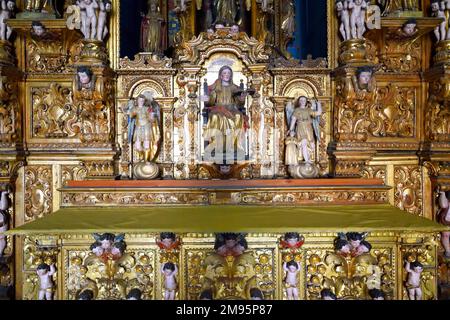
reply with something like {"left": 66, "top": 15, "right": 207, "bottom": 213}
{"left": 214, "top": 0, "right": 238, "bottom": 26}
{"left": 203, "top": 66, "right": 248, "bottom": 159}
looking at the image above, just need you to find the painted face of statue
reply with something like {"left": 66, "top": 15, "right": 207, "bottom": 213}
{"left": 101, "top": 239, "right": 113, "bottom": 250}
{"left": 150, "top": 3, "right": 157, "bottom": 12}
{"left": 355, "top": 0, "right": 362, "bottom": 4}
{"left": 298, "top": 96, "right": 307, "bottom": 108}
{"left": 106, "top": 2, "right": 112, "bottom": 10}
{"left": 84, "top": 0, "right": 92, "bottom": 4}
{"left": 336, "top": 1, "right": 343, "bottom": 10}
{"left": 137, "top": 96, "right": 146, "bottom": 107}
{"left": 7, "top": 1, "right": 14, "bottom": 10}
{"left": 161, "top": 238, "right": 174, "bottom": 248}
{"left": 358, "top": 71, "right": 372, "bottom": 86}
{"left": 78, "top": 72, "right": 91, "bottom": 86}
{"left": 220, "top": 68, "right": 232, "bottom": 83}
{"left": 288, "top": 265, "right": 298, "bottom": 272}
{"left": 33, "top": 26, "right": 46, "bottom": 37}
{"left": 431, "top": 2, "right": 439, "bottom": 11}
{"left": 230, "top": 25, "right": 239, "bottom": 34}
{"left": 403, "top": 23, "right": 417, "bottom": 36}
{"left": 225, "top": 239, "right": 237, "bottom": 248}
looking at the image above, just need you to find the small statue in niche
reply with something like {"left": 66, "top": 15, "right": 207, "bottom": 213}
{"left": 404, "top": 260, "right": 423, "bottom": 300}
{"left": 214, "top": 233, "right": 248, "bottom": 257}
{"left": 280, "top": 232, "right": 305, "bottom": 250}
{"left": 320, "top": 288, "right": 337, "bottom": 300}
{"left": 431, "top": 0, "right": 447, "bottom": 42}
{"left": 140, "top": 0, "right": 165, "bottom": 53}
{"left": 126, "top": 288, "right": 142, "bottom": 300}
{"left": 77, "top": 0, "right": 99, "bottom": 40}
{"left": 156, "top": 232, "right": 180, "bottom": 250}
{"left": 0, "top": 190, "right": 9, "bottom": 257}
{"left": 214, "top": 0, "right": 238, "bottom": 26}
{"left": 283, "top": 260, "right": 300, "bottom": 300}
{"left": 281, "top": 0, "right": 295, "bottom": 39}
{"left": 349, "top": 0, "right": 367, "bottom": 39}
{"left": 0, "top": 0, "right": 14, "bottom": 41}
{"left": 286, "top": 96, "right": 322, "bottom": 164}
{"left": 250, "top": 288, "right": 264, "bottom": 300}
{"left": 437, "top": 190, "right": 450, "bottom": 259}
{"left": 36, "top": 263, "right": 56, "bottom": 300}
{"left": 124, "top": 94, "right": 161, "bottom": 164}
{"left": 336, "top": 0, "right": 351, "bottom": 41}
{"left": 368, "top": 288, "right": 385, "bottom": 300}
{"left": 96, "top": 0, "right": 111, "bottom": 41}
{"left": 161, "top": 262, "right": 178, "bottom": 300}
{"left": 401, "top": 18, "right": 418, "bottom": 36}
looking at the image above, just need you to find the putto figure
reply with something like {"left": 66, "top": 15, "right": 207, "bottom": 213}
{"left": 431, "top": 0, "right": 448, "bottom": 42}
{"left": 156, "top": 232, "right": 180, "bottom": 250}
{"left": 0, "top": 0, "right": 14, "bottom": 41}
{"left": 280, "top": 232, "right": 305, "bottom": 250}
{"left": 36, "top": 263, "right": 56, "bottom": 300}
{"left": 77, "top": 0, "right": 99, "bottom": 40}
{"left": 334, "top": 232, "right": 372, "bottom": 257}
{"left": 438, "top": 191, "right": 450, "bottom": 258}
{"left": 0, "top": 190, "right": 9, "bottom": 257}
{"left": 214, "top": 233, "right": 247, "bottom": 257}
{"left": 405, "top": 260, "right": 423, "bottom": 300}
{"left": 161, "top": 262, "right": 178, "bottom": 300}
{"left": 91, "top": 233, "right": 126, "bottom": 262}
{"left": 283, "top": 260, "right": 300, "bottom": 300}
{"left": 336, "top": 0, "right": 351, "bottom": 41}
{"left": 97, "top": 0, "right": 111, "bottom": 41}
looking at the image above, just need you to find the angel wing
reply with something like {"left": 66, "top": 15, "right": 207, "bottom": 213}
{"left": 311, "top": 100, "right": 321, "bottom": 142}
{"left": 92, "top": 233, "right": 102, "bottom": 241}
{"left": 114, "top": 233, "right": 125, "bottom": 243}
{"left": 337, "top": 232, "right": 347, "bottom": 241}
{"left": 285, "top": 101, "right": 294, "bottom": 128}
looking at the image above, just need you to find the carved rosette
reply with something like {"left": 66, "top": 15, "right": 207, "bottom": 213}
{"left": 24, "top": 166, "right": 52, "bottom": 222}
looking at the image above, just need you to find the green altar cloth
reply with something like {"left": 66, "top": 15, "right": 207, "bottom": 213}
{"left": 7, "top": 204, "right": 447, "bottom": 235}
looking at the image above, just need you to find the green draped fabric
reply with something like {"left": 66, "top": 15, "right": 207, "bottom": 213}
{"left": 7, "top": 204, "right": 447, "bottom": 235}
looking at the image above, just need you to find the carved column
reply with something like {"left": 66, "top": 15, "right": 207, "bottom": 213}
{"left": 270, "top": 97, "right": 289, "bottom": 178}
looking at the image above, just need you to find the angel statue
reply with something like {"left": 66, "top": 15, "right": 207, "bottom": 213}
{"left": 123, "top": 93, "right": 161, "bottom": 179}
{"left": 91, "top": 233, "right": 126, "bottom": 262}
{"left": 286, "top": 96, "right": 322, "bottom": 164}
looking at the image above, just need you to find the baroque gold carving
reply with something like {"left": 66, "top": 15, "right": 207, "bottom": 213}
{"left": 0, "top": 74, "right": 20, "bottom": 147}
{"left": 24, "top": 166, "right": 52, "bottom": 221}
{"left": 32, "top": 83, "right": 79, "bottom": 138}
{"left": 394, "top": 166, "right": 423, "bottom": 216}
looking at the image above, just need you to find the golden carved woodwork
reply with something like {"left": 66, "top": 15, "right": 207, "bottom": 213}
{"left": 61, "top": 165, "right": 88, "bottom": 186}
{"left": 24, "top": 166, "right": 52, "bottom": 222}
{"left": 394, "top": 166, "right": 423, "bottom": 216}
{"left": 0, "top": 71, "right": 21, "bottom": 148}
{"left": 32, "top": 83, "right": 78, "bottom": 139}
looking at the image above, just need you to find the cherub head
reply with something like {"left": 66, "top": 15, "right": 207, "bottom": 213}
{"left": 284, "top": 232, "right": 301, "bottom": 247}
{"left": 335, "top": 239, "right": 352, "bottom": 254}
{"left": 162, "top": 262, "right": 176, "bottom": 276}
{"left": 78, "top": 289, "right": 94, "bottom": 300}
{"left": 368, "top": 288, "right": 384, "bottom": 300}
{"left": 31, "top": 21, "right": 46, "bottom": 37}
{"left": 356, "top": 66, "right": 373, "bottom": 88}
{"left": 111, "top": 241, "right": 126, "bottom": 256}
{"left": 355, "top": 0, "right": 362, "bottom": 4}
{"left": 98, "top": 233, "right": 115, "bottom": 250}
{"left": 224, "top": 234, "right": 238, "bottom": 249}
{"left": 286, "top": 260, "right": 299, "bottom": 272}
{"left": 335, "top": 0, "right": 344, "bottom": 11}
{"left": 321, "top": 289, "right": 337, "bottom": 300}
{"left": 126, "top": 288, "right": 142, "bottom": 300}
{"left": 402, "top": 19, "right": 417, "bottom": 36}
{"left": 356, "top": 240, "right": 372, "bottom": 255}
{"left": 346, "top": 232, "right": 364, "bottom": 249}
{"left": 36, "top": 263, "right": 51, "bottom": 276}
{"left": 90, "top": 242, "right": 104, "bottom": 257}
{"left": 410, "top": 261, "right": 423, "bottom": 273}
{"left": 250, "top": 288, "right": 264, "bottom": 300}
{"left": 230, "top": 24, "right": 239, "bottom": 34}
{"left": 160, "top": 232, "right": 176, "bottom": 248}
{"left": 77, "top": 66, "right": 93, "bottom": 86}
